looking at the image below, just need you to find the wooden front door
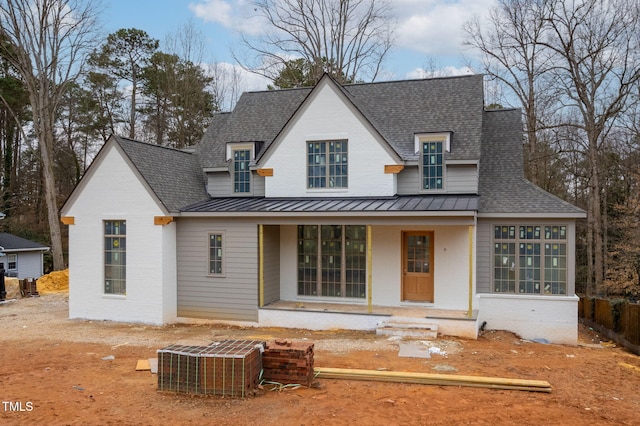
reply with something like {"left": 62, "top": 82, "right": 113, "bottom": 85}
{"left": 402, "top": 231, "right": 434, "bottom": 302}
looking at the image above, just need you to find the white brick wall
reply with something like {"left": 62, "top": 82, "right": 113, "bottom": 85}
{"left": 64, "top": 142, "right": 177, "bottom": 325}
{"left": 477, "top": 294, "right": 578, "bottom": 344}
{"left": 262, "top": 79, "right": 397, "bottom": 197}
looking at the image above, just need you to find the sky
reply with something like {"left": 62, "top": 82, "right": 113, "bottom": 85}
{"left": 100, "top": 0, "right": 496, "bottom": 93}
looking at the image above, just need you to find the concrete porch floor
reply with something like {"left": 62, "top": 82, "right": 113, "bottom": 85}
{"left": 262, "top": 300, "right": 478, "bottom": 321}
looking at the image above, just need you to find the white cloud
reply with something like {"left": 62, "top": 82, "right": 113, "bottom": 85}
{"left": 392, "top": 0, "right": 496, "bottom": 57}
{"left": 405, "top": 65, "right": 474, "bottom": 79}
{"left": 188, "top": 0, "right": 264, "bottom": 35}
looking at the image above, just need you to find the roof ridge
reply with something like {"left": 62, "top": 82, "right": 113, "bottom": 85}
{"left": 113, "top": 135, "right": 195, "bottom": 156}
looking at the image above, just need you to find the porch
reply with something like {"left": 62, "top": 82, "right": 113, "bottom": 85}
{"left": 259, "top": 300, "right": 480, "bottom": 339}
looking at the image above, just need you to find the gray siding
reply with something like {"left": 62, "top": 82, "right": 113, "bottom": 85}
{"left": 447, "top": 165, "right": 478, "bottom": 193}
{"left": 396, "top": 166, "right": 419, "bottom": 194}
{"left": 1, "top": 251, "right": 44, "bottom": 279}
{"left": 207, "top": 171, "right": 265, "bottom": 197}
{"left": 207, "top": 172, "right": 232, "bottom": 196}
{"left": 476, "top": 220, "right": 492, "bottom": 293}
{"left": 262, "top": 225, "right": 280, "bottom": 304}
{"left": 177, "top": 218, "right": 259, "bottom": 321}
{"left": 397, "top": 165, "right": 478, "bottom": 195}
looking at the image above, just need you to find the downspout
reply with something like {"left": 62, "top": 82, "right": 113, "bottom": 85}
{"left": 467, "top": 224, "right": 474, "bottom": 318}
{"left": 259, "top": 224, "right": 264, "bottom": 308}
{"left": 367, "top": 225, "right": 373, "bottom": 314}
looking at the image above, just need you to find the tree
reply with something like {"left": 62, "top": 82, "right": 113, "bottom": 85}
{"left": 543, "top": 0, "right": 640, "bottom": 293}
{"left": 89, "top": 28, "right": 159, "bottom": 140}
{"left": 463, "top": 0, "right": 559, "bottom": 188}
{"left": 0, "top": 56, "right": 29, "bottom": 216}
{"left": 0, "top": 0, "right": 101, "bottom": 271}
{"left": 141, "top": 52, "right": 214, "bottom": 148}
{"left": 238, "top": 0, "right": 395, "bottom": 84}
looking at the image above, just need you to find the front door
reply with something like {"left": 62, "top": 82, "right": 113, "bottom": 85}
{"left": 402, "top": 231, "right": 434, "bottom": 302}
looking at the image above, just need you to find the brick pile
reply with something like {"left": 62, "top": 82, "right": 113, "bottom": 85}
{"left": 262, "top": 339, "right": 315, "bottom": 387}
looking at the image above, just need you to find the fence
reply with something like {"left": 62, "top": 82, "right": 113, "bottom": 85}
{"left": 578, "top": 296, "right": 640, "bottom": 354}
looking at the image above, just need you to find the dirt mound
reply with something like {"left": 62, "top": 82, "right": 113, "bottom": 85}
{"left": 36, "top": 269, "right": 69, "bottom": 294}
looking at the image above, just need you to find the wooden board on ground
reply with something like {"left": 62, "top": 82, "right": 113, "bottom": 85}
{"left": 314, "top": 367, "right": 552, "bottom": 393}
{"left": 135, "top": 359, "right": 150, "bottom": 371}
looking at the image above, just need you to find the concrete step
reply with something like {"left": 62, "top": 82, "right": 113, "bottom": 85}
{"left": 376, "top": 318, "right": 439, "bottom": 339}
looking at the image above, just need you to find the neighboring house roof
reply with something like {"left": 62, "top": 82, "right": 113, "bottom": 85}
{"left": 196, "top": 74, "right": 485, "bottom": 169}
{"left": 112, "top": 136, "right": 209, "bottom": 213}
{"left": 183, "top": 194, "right": 479, "bottom": 215}
{"left": 478, "top": 109, "right": 585, "bottom": 217}
{"left": 0, "top": 233, "right": 49, "bottom": 252}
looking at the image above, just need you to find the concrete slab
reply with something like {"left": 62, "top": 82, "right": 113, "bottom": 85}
{"left": 398, "top": 342, "right": 431, "bottom": 358}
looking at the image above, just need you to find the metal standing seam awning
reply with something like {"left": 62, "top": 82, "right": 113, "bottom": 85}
{"left": 180, "top": 194, "right": 479, "bottom": 214}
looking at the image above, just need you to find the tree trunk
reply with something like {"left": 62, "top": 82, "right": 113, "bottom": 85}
{"left": 33, "top": 87, "right": 65, "bottom": 271}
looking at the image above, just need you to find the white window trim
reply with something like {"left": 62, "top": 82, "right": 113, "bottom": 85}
{"left": 225, "top": 142, "right": 255, "bottom": 162}
{"left": 414, "top": 132, "right": 451, "bottom": 154}
{"left": 7, "top": 254, "right": 17, "bottom": 270}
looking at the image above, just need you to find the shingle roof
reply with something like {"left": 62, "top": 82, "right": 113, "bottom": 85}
{"left": 0, "top": 233, "right": 49, "bottom": 251}
{"left": 113, "top": 136, "right": 209, "bottom": 213}
{"left": 196, "top": 74, "right": 485, "bottom": 168}
{"left": 478, "top": 109, "right": 585, "bottom": 216}
{"left": 182, "top": 194, "right": 479, "bottom": 214}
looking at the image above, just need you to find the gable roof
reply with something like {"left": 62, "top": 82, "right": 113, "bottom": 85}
{"left": 112, "top": 136, "right": 209, "bottom": 213}
{"left": 0, "top": 233, "right": 49, "bottom": 252}
{"left": 196, "top": 74, "right": 485, "bottom": 169}
{"left": 478, "top": 109, "right": 585, "bottom": 217}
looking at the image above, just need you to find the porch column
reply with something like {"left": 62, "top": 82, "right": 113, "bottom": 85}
{"left": 367, "top": 225, "right": 373, "bottom": 314}
{"left": 259, "top": 224, "right": 264, "bottom": 307}
{"left": 467, "top": 225, "right": 474, "bottom": 318}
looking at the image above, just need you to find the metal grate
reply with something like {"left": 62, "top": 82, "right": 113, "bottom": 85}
{"left": 157, "top": 340, "right": 265, "bottom": 397}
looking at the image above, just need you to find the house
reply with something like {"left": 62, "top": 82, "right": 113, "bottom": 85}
{"left": 60, "top": 74, "right": 586, "bottom": 344}
{"left": 0, "top": 233, "right": 50, "bottom": 279}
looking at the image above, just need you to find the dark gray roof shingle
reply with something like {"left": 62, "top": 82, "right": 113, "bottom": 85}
{"left": 113, "top": 136, "right": 209, "bottom": 213}
{"left": 478, "top": 109, "right": 585, "bottom": 215}
{"left": 0, "top": 233, "right": 49, "bottom": 251}
{"left": 196, "top": 74, "right": 485, "bottom": 168}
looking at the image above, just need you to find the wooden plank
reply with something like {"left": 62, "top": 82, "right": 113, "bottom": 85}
{"left": 154, "top": 216, "right": 174, "bottom": 226}
{"left": 314, "top": 367, "right": 552, "bottom": 393}
{"left": 384, "top": 165, "right": 404, "bottom": 174}
{"left": 257, "top": 168, "right": 274, "bottom": 177}
{"left": 136, "top": 359, "right": 151, "bottom": 371}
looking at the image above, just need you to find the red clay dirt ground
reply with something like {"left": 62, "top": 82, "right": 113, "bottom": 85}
{"left": 1, "top": 294, "right": 639, "bottom": 425}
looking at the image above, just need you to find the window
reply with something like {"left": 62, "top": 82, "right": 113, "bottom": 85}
{"left": 7, "top": 254, "right": 17, "bottom": 270}
{"left": 208, "top": 233, "right": 224, "bottom": 275}
{"left": 493, "top": 225, "right": 567, "bottom": 295}
{"left": 105, "top": 220, "right": 126, "bottom": 295}
{"left": 297, "top": 225, "right": 366, "bottom": 298}
{"left": 307, "top": 140, "right": 348, "bottom": 189}
{"left": 233, "top": 149, "right": 251, "bottom": 193}
{"left": 422, "top": 140, "right": 444, "bottom": 190}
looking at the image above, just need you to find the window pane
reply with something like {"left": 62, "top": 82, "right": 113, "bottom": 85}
{"left": 233, "top": 149, "right": 251, "bottom": 193}
{"left": 209, "top": 233, "right": 224, "bottom": 274}
{"left": 422, "top": 141, "right": 444, "bottom": 190}
{"left": 104, "top": 220, "right": 126, "bottom": 295}
{"left": 297, "top": 224, "right": 365, "bottom": 299}
{"left": 307, "top": 141, "right": 347, "bottom": 188}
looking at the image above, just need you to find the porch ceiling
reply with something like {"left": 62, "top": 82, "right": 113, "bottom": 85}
{"left": 182, "top": 194, "right": 479, "bottom": 214}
